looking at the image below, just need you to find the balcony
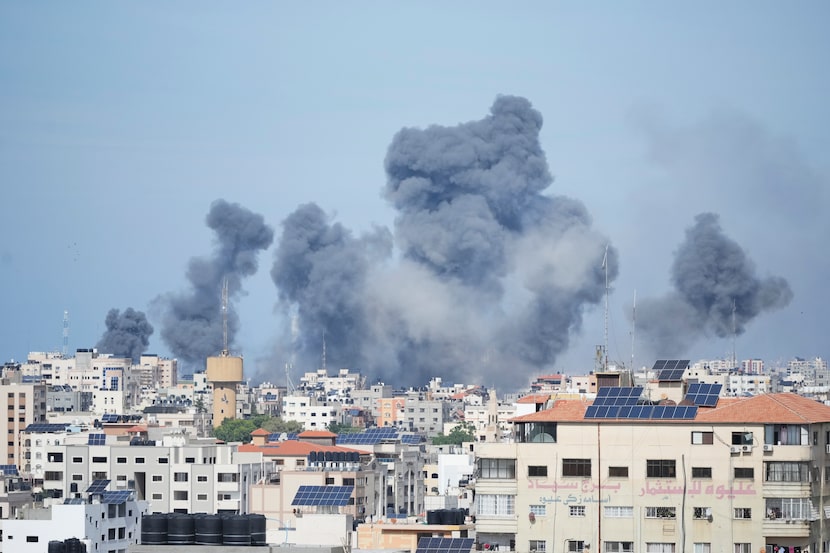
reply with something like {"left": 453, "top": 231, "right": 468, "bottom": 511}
{"left": 762, "top": 518, "right": 810, "bottom": 538}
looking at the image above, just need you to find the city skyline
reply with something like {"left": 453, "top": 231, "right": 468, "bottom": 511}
{"left": 2, "top": 3, "right": 827, "bottom": 384}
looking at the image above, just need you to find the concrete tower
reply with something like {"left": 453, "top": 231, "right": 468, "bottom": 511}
{"left": 205, "top": 279, "right": 243, "bottom": 429}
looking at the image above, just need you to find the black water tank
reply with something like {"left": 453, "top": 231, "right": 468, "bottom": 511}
{"left": 222, "top": 514, "right": 251, "bottom": 546}
{"left": 454, "top": 508, "right": 466, "bottom": 524}
{"left": 48, "top": 541, "right": 65, "bottom": 553}
{"left": 141, "top": 513, "right": 168, "bottom": 545}
{"left": 439, "top": 508, "right": 455, "bottom": 525}
{"left": 426, "top": 510, "right": 442, "bottom": 524}
{"left": 336, "top": 451, "right": 345, "bottom": 462}
{"left": 63, "top": 538, "right": 85, "bottom": 553}
{"left": 309, "top": 451, "right": 317, "bottom": 462}
{"left": 324, "top": 451, "right": 333, "bottom": 462}
{"left": 167, "top": 513, "right": 195, "bottom": 545}
{"left": 249, "top": 513, "right": 267, "bottom": 545}
{"left": 194, "top": 514, "right": 223, "bottom": 545}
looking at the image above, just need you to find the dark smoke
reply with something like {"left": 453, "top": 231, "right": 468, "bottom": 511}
{"left": 95, "top": 307, "right": 153, "bottom": 362}
{"left": 271, "top": 96, "right": 616, "bottom": 389}
{"left": 158, "top": 199, "right": 274, "bottom": 370}
{"left": 638, "top": 212, "right": 793, "bottom": 356}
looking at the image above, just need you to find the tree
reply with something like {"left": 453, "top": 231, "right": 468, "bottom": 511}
{"left": 212, "top": 418, "right": 256, "bottom": 443}
{"left": 432, "top": 423, "right": 476, "bottom": 445}
{"left": 194, "top": 395, "right": 207, "bottom": 414}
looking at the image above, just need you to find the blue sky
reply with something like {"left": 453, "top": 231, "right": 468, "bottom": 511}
{"left": 1, "top": 3, "right": 827, "bottom": 384}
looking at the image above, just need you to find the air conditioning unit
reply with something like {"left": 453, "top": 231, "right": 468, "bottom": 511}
{"left": 763, "top": 444, "right": 774, "bottom": 452}
{"left": 730, "top": 445, "right": 741, "bottom": 453}
{"left": 741, "top": 445, "right": 752, "bottom": 452}
{"left": 826, "top": 444, "right": 830, "bottom": 454}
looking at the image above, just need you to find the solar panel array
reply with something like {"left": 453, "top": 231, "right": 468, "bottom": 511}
{"left": 337, "top": 426, "right": 418, "bottom": 445}
{"left": 400, "top": 434, "right": 423, "bottom": 445}
{"left": 585, "top": 386, "right": 697, "bottom": 420}
{"left": 24, "top": 423, "right": 70, "bottom": 433}
{"left": 416, "top": 537, "right": 475, "bottom": 553}
{"left": 653, "top": 359, "right": 690, "bottom": 382}
{"left": 0, "top": 465, "right": 19, "bottom": 476}
{"left": 86, "top": 479, "right": 111, "bottom": 494}
{"left": 64, "top": 498, "right": 85, "bottom": 505}
{"left": 291, "top": 485, "right": 353, "bottom": 506}
{"left": 87, "top": 433, "right": 106, "bottom": 445}
{"left": 102, "top": 490, "right": 132, "bottom": 504}
{"left": 685, "top": 383, "right": 722, "bottom": 407}
{"left": 101, "top": 414, "right": 120, "bottom": 423}
{"left": 267, "top": 432, "right": 299, "bottom": 443}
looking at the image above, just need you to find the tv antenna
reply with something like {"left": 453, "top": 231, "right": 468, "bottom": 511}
{"left": 221, "top": 277, "right": 229, "bottom": 356}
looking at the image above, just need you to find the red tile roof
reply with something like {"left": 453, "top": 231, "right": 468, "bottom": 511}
{"left": 517, "top": 394, "right": 551, "bottom": 405}
{"left": 250, "top": 428, "right": 270, "bottom": 436}
{"left": 238, "top": 440, "right": 361, "bottom": 456}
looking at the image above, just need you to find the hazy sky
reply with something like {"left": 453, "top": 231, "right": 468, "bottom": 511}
{"left": 1, "top": 3, "right": 827, "bottom": 386}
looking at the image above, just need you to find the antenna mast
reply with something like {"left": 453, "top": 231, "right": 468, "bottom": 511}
{"left": 62, "top": 310, "right": 69, "bottom": 357}
{"left": 221, "top": 277, "right": 229, "bottom": 356}
{"left": 630, "top": 290, "right": 636, "bottom": 373}
{"left": 731, "top": 299, "right": 737, "bottom": 370}
{"left": 603, "top": 245, "right": 609, "bottom": 370}
{"left": 321, "top": 333, "right": 327, "bottom": 371}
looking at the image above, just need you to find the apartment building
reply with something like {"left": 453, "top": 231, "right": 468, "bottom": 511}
{"left": 474, "top": 388, "right": 830, "bottom": 553}
{"left": 2, "top": 383, "right": 47, "bottom": 472}
{"left": 282, "top": 394, "right": 342, "bottom": 430}
{"left": 39, "top": 433, "right": 268, "bottom": 515}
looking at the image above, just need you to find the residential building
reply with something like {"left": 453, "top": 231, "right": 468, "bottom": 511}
{"left": 473, "top": 388, "right": 830, "bottom": 552}
{"left": 2, "top": 383, "right": 47, "bottom": 472}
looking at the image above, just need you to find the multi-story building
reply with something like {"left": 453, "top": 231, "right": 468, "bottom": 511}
{"left": 281, "top": 394, "right": 342, "bottom": 430}
{"left": 474, "top": 388, "right": 830, "bottom": 553}
{"left": 2, "top": 383, "right": 47, "bottom": 472}
{"left": 40, "top": 433, "right": 268, "bottom": 515}
{"left": 351, "top": 383, "right": 393, "bottom": 423}
{"left": 134, "top": 354, "right": 178, "bottom": 390}
{"left": 379, "top": 397, "right": 406, "bottom": 428}
{"left": 402, "top": 393, "right": 451, "bottom": 436}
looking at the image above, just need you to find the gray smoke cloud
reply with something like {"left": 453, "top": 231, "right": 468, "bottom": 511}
{"left": 271, "top": 96, "right": 616, "bottom": 389}
{"left": 638, "top": 212, "right": 793, "bottom": 356}
{"left": 95, "top": 307, "right": 153, "bottom": 363}
{"left": 158, "top": 199, "right": 274, "bottom": 371}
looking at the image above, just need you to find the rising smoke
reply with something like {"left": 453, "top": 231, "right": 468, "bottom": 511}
{"left": 157, "top": 199, "right": 274, "bottom": 370}
{"left": 271, "top": 96, "right": 616, "bottom": 388}
{"left": 638, "top": 212, "right": 793, "bottom": 357}
{"left": 95, "top": 307, "right": 153, "bottom": 362}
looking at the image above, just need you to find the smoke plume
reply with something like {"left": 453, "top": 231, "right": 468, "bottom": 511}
{"left": 271, "top": 96, "right": 616, "bottom": 388}
{"left": 95, "top": 307, "right": 153, "bottom": 362}
{"left": 638, "top": 212, "right": 792, "bottom": 356}
{"left": 158, "top": 199, "right": 274, "bottom": 370}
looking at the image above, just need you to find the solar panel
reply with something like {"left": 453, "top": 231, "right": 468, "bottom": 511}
{"left": 400, "top": 434, "right": 423, "bottom": 445}
{"left": 87, "top": 433, "right": 106, "bottom": 445}
{"left": 416, "top": 537, "right": 475, "bottom": 553}
{"left": 685, "top": 383, "right": 722, "bottom": 407}
{"left": 0, "top": 465, "right": 18, "bottom": 476}
{"left": 586, "top": 403, "right": 698, "bottom": 420}
{"left": 64, "top": 498, "right": 85, "bottom": 505}
{"left": 654, "top": 359, "right": 689, "bottom": 382}
{"left": 291, "top": 485, "right": 353, "bottom": 506}
{"left": 24, "top": 423, "right": 70, "bottom": 433}
{"left": 102, "top": 490, "right": 132, "bottom": 504}
{"left": 86, "top": 479, "right": 110, "bottom": 494}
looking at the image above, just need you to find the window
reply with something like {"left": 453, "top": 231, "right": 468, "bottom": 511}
{"left": 529, "top": 540, "right": 546, "bottom": 552}
{"left": 173, "top": 491, "right": 188, "bottom": 501}
{"left": 569, "top": 505, "right": 585, "bottom": 517}
{"left": 645, "top": 506, "right": 676, "bottom": 519}
{"left": 116, "top": 457, "right": 126, "bottom": 464}
{"left": 734, "top": 544, "right": 751, "bottom": 553}
{"left": 174, "top": 473, "right": 188, "bottom": 482}
{"left": 733, "top": 507, "right": 751, "bottom": 519}
{"left": 605, "top": 543, "right": 634, "bottom": 553}
{"left": 197, "top": 475, "right": 208, "bottom": 482}
{"left": 152, "top": 475, "right": 163, "bottom": 482}
{"left": 197, "top": 494, "right": 207, "bottom": 501}
{"left": 765, "top": 462, "right": 809, "bottom": 482}
{"left": 475, "top": 494, "right": 515, "bottom": 516}
{"left": 562, "top": 459, "right": 591, "bottom": 477}
{"left": 72, "top": 457, "right": 83, "bottom": 463}
{"left": 116, "top": 475, "right": 126, "bottom": 481}
{"left": 72, "top": 474, "right": 83, "bottom": 481}
{"left": 608, "top": 466, "right": 628, "bottom": 478}
{"left": 693, "top": 507, "right": 711, "bottom": 520}
{"left": 151, "top": 493, "right": 162, "bottom": 500}
{"left": 217, "top": 493, "right": 231, "bottom": 501}
{"left": 693, "top": 545, "right": 711, "bottom": 553}
{"left": 731, "top": 431, "right": 754, "bottom": 446}
{"left": 325, "top": 477, "right": 335, "bottom": 485}
{"left": 765, "top": 497, "right": 812, "bottom": 520}
{"left": 691, "top": 467, "right": 712, "bottom": 478}
{"left": 27, "top": 536, "right": 39, "bottom": 542}
{"left": 528, "top": 465, "right": 547, "bottom": 477}
{"left": 185, "top": 457, "right": 195, "bottom": 463}
{"left": 478, "top": 458, "right": 516, "bottom": 479}
{"left": 604, "top": 505, "right": 633, "bottom": 518}
{"left": 529, "top": 504, "right": 546, "bottom": 516}
{"left": 733, "top": 467, "right": 754, "bottom": 479}
{"left": 135, "top": 457, "right": 144, "bottom": 464}
{"left": 217, "top": 473, "right": 238, "bottom": 483}
{"left": 647, "top": 459, "right": 676, "bottom": 478}
{"left": 567, "top": 541, "right": 587, "bottom": 552}
{"left": 646, "top": 545, "right": 675, "bottom": 553}
{"left": 691, "top": 431, "right": 713, "bottom": 445}
{"left": 92, "top": 456, "right": 107, "bottom": 463}
{"left": 158, "top": 458, "right": 168, "bottom": 464}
